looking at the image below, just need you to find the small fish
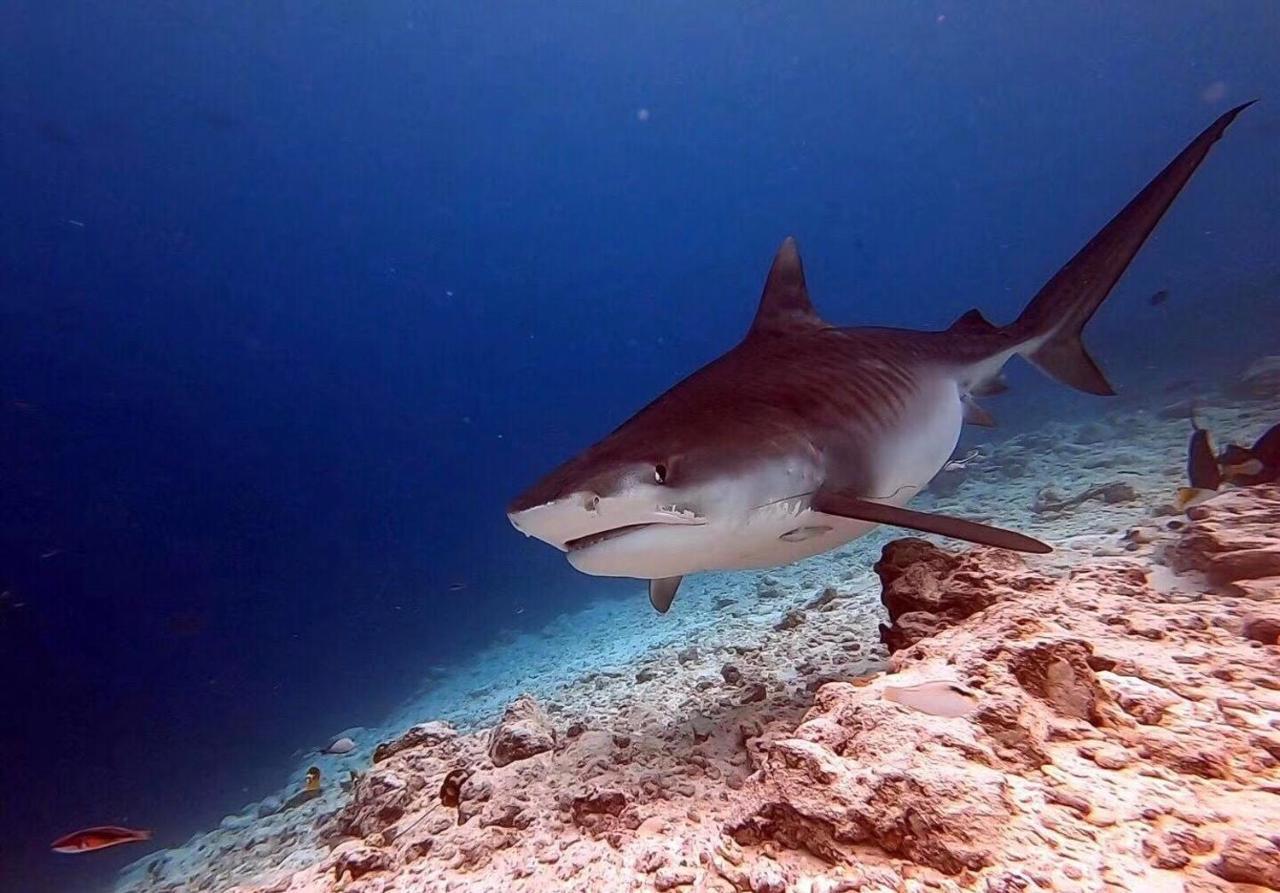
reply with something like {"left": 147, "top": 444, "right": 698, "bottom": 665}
{"left": 447, "top": 582, "right": 467, "bottom": 592}
{"left": 320, "top": 736, "right": 356, "bottom": 755}
{"left": 1175, "top": 486, "right": 1218, "bottom": 510}
{"left": 51, "top": 826, "right": 151, "bottom": 853}
{"left": 942, "top": 448, "right": 982, "bottom": 473}
{"left": 303, "top": 766, "right": 321, "bottom": 793}
{"left": 66, "top": 219, "right": 85, "bottom": 228}
{"left": 1149, "top": 288, "right": 1170, "bottom": 306}
{"left": 883, "top": 680, "right": 979, "bottom": 717}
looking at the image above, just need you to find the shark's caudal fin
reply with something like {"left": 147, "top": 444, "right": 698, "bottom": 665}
{"left": 1009, "top": 102, "right": 1254, "bottom": 396}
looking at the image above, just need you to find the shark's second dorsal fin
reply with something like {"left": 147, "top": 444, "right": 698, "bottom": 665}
{"left": 948, "top": 308, "right": 999, "bottom": 334}
{"left": 748, "top": 237, "right": 823, "bottom": 336}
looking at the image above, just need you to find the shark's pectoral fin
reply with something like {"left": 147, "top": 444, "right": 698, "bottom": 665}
{"left": 649, "top": 576, "right": 683, "bottom": 613}
{"left": 811, "top": 488, "right": 1051, "bottom": 554}
{"left": 961, "top": 395, "right": 996, "bottom": 427}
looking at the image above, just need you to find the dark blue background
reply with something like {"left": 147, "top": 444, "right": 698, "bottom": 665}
{"left": 2, "top": 3, "right": 1277, "bottom": 890}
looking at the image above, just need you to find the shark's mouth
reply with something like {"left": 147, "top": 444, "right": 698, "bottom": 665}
{"left": 564, "top": 507, "right": 706, "bottom": 553}
{"left": 564, "top": 523, "right": 657, "bottom": 552}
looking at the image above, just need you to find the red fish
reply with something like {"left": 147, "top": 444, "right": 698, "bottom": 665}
{"left": 50, "top": 826, "right": 151, "bottom": 853}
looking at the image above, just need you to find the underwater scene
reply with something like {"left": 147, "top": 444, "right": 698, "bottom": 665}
{"left": 3, "top": 3, "right": 1279, "bottom": 892}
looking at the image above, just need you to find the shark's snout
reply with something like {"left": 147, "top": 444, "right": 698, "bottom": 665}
{"left": 507, "top": 489, "right": 707, "bottom": 561}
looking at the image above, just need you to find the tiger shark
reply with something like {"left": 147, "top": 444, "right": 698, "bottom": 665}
{"left": 508, "top": 103, "right": 1251, "bottom": 613}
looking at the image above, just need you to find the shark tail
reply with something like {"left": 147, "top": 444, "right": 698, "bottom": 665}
{"left": 1008, "top": 101, "right": 1253, "bottom": 396}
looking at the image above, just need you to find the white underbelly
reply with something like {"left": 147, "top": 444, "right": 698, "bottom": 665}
{"left": 865, "top": 373, "right": 964, "bottom": 503}
{"left": 716, "top": 511, "right": 879, "bottom": 569}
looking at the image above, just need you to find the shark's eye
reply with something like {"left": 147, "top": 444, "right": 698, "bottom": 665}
{"left": 654, "top": 464, "right": 668, "bottom": 484}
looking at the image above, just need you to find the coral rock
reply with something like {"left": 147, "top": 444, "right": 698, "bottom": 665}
{"left": 488, "top": 694, "right": 556, "bottom": 767}
{"left": 570, "top": 789, "right": 627, "bottom": 828}
{"left": 327, "top": 769, "right": 419, "bottom": 840}
{"left": 1210, "top": 832, "right": 1280, "bottom": 888}
{"left": 372, "top": 720, "right": 457, "bottom": 763}
{"left": 330, "top": 842, "right": 393, "bottom": 881}
{"left": 1167, "top": 485, "right": 1280, "bottom": 582}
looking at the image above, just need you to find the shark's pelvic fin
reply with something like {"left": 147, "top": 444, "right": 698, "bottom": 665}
{"left": 1010, "top": 101, "right": 1254, "bottom": 396}
{"left": 970, "top": 372, "right": 1009, "bottom": 397}
{"left": 812, "top": 488, "right": 1052, "bottom": 554}
{"left": 747, "top": 237, "right": 824, "bottom": 336}
{"left": 649, "top": 576, "right": 683, "bottom": 613}
{"left": 961, "top": 395, "right": 997, "bottom": 427}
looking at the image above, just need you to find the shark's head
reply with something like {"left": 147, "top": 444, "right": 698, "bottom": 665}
{"left": 508, "top": 238, "right": 829, "bottom": 581}
{"left": 507, "top": 409, "right": 822, "bottom": 580}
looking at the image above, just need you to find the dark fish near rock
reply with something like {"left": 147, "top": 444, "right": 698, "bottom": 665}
{"left": 51, "top": 826, "right": 151, "bottom": 853}
{"left": 1178, "top": 418, "right": 1280, "bottom": 508}
{"left": 439, "top": 768, "right": 470, "bottom": 808}
{"left": 1219, "top": 421, "right": 1280, "bottom": 486}
{"left": 1177, "top": 420, "right": 1223, "bottom": 509}
{"left": 1149, "top": 288, "right": 1170, "bottom": 306}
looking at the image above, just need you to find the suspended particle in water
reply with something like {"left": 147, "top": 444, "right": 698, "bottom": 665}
{"left": 1201, "top": 81, "right": 1227, "bottom": 103}
{"left": 636, "top": 108, "right": 651, "bottom": 122}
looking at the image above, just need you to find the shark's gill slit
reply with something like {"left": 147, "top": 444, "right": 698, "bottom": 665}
{"left": 750, "top": 490, "right": 818, "bottom": 512}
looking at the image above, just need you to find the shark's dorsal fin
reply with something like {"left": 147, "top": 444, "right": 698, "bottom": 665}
{"left": 748, "top": 237, "right": 822, "bottom": 336}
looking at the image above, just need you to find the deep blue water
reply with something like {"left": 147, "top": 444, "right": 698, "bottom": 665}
{"left": 2, "top": 3, "right": 1277, "bottom": 890}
